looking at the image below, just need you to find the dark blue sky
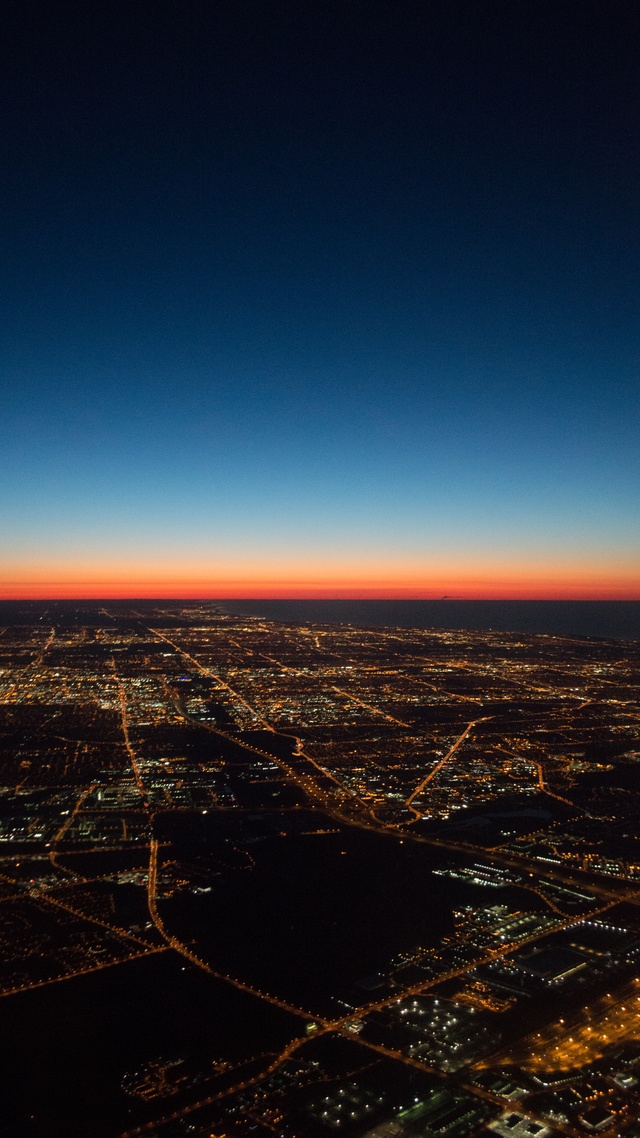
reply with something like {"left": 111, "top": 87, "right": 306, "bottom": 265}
{"left": 1, "top": 1, "right": 638, "bottom": 597}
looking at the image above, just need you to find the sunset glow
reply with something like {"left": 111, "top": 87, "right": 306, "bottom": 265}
{"left": 2, "top": 0, "right": 637, "bottom": 604}
{"left": 2, "top": 556, "right": 637, "bottom": 601}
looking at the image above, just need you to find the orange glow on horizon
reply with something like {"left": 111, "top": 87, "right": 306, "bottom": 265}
{"left": 1, "top": 543, "right": 637, "bottom": 602}
{"left": 1, "top": 563, "right": 638, "bottom": 602}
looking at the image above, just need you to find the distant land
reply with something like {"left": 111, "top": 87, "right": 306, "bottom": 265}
{"left": 225, "top": 599, "right": 640, "bottom": 641}
{"left": 0, "top": 599, "right": 638, "bottom": 642}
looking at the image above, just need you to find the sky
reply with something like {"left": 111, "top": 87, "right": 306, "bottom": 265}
{"left": 1, "top": 0, "right": 638, "bottom": 599}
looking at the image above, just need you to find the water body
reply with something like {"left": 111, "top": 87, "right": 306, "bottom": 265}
{"left": 226, "top": 600, "right": 640, "bottom": 641}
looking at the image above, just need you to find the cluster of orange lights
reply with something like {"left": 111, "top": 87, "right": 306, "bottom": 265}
{"left": 517, "top": 983, "right": 640, "bottom": 1073}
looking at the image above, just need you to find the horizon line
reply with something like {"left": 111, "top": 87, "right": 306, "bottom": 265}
{"left": 2, "top": 595, "right": 639, "bottom": 604}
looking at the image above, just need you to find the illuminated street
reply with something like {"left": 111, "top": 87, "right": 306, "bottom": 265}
{"left": 0, "top": 602, "right": 639, "bottom": 1136}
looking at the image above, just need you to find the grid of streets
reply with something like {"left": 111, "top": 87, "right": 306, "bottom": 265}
{"left": 1, "top": 603, "right": 640, "bottom": 1138}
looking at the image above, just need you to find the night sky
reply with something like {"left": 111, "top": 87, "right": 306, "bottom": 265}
{"left": 1, "top": 1, "right": 638, "bottom": 598}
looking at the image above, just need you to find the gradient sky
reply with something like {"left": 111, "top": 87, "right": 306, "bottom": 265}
{"left": 1, "top": 0, "right": 638, "bottom": 599}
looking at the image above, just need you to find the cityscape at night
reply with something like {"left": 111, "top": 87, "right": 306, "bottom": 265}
{"left": 1, "top": 0, "right": 639, "bottom": 1132}
{"left": 1, "top": 601, "right": 640, "bottom": 1136}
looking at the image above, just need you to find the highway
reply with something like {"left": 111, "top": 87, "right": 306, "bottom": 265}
{"left": 0, "top": 946, "right": 169, "bottom": 1000}
{"left": 111, "top": 663, "right": 151, "bottom": 804}
{"left": 330, "top": 683, "right": 412, "bottom": 728}
{"left": 48, "top": 782, "right": 97, "bottom": 879}
{"left": 146, "top": 838, "right": 325, "bottom": 1024}
{"left": 148, "top": 627, "right": 275, "bottom": 731}
{"left": 405, "top": 719, "right": 487, "bottom": 814}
